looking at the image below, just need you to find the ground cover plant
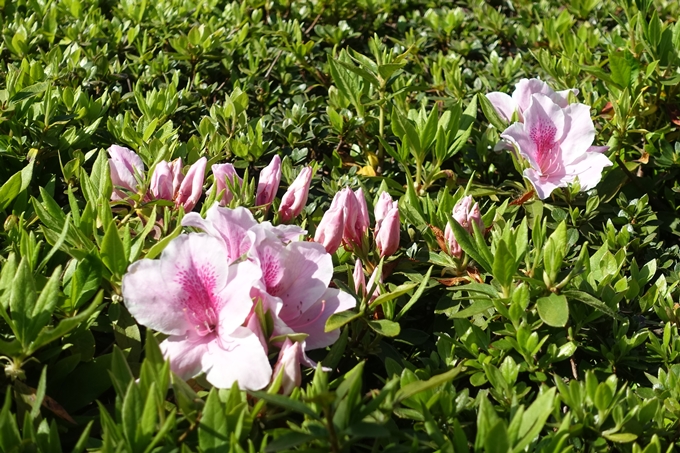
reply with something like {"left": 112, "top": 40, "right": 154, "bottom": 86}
{"left": 1, "top": 0, "right": 680, "bottom": 451}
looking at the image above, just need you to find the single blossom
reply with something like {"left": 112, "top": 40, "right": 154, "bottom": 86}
{"left": 121, "top": 233, "right": 271, "bottom": 390}
{"left": 279, "top": 167, "right": 313, "bottom": 222}
{"left": 272, "top": 339, "right": 316, "bottom": 395}
{"left": 374, "top": 192, "right": 398, "bottom": 234}
{"left": 175, "top": 157, "right": 207, "bottom": 212}
{"left": 212, "top": 163, "right": 242, "bottom": 206}
{"left": 108, "top": 145, "right": 145, "bottom": 201}
{"left": 500, "top": 93, "right": 612, "bottom": 199}
{"left": 487, "top": 78, "right": 578, "bottom": 123}
{"left": 256, "top": 155, "right": 282, "bottom": 206}
{"left": 246, "top": 223, "right": 355, "bottom": 350}
{"left": 314, "top": 201, "right": 345, "bottom": 254}
{"left": 375, "top": 205, "right": 400, "bottom": 258}
{"left": 444, "top": 195, "right": 484, "bottom": 258}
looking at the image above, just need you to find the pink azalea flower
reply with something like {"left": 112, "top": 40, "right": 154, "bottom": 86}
{"left": 149, "top": 158, "right": 184, "bottom": 202}
{"left": 108, "top": 145, "right": 145, "bottom": 201}
{"left": 121, "top": 233, "right": 271, "bottom": 390}
{"left": 501, "top": 93, "right": 612, "bottom": 199}
{"left": 279, "top": 167, "right": 313, "bottom": 222}
{"left": 487, "top": 78, "right": 578, "bottom": 123}
{"left": 246, "top": 223, "right": 355, "bottom": 350}
{"left": 211, "top": 163, "right": 242, "bottom": 206}
{"left": 256, "top": 155, "right": 282, "bottom": 207}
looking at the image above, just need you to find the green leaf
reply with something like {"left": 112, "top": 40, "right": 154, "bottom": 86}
{"left": 447, "top": 299, "right": 494, "bottom": 318}
{"left": 0, "top": 389, "right": 21, "bottom": 451}
{"left": 249, "top": 391, "right": 320, "bottom": 419}
{"left": 396, "top": 266, "right": 433, "bottom": 320}
{"left": 479, "top": 93, "right": 508, "bottom": 130}
{"left": 512, "top": 388, "right": 556, "bottom": 452}
{"left": 265, "top": 432, "right": 319, "bottom": 452}
{"left": 29, "top": 267, "right": 61, "bottom": 345}
{"left": 447, "top": 214, "right": 492, "bottom": 273}
{"left": 325, "top": 310, "right": 362, "bottom": 332}
{"left": 367, "top": 319, "right": 401, "bottom": 337}
{"left": 29, "top": 366, "right": 48, "bottom": 420}
{"left": 198, "top": 389, "right": 229, "bottom": 453}
{"left": 603, "top": 432, "right": 638, "bottom": 443}
{"left": 536, "top": 293, "right": 569, "bottom": 327}
{"left": 395, "top": 365, "right": 462, "bottom": 403}
{"left": 543, "top": 221, "right": 567, "bottom": 284}
{"left": 0, "top": 161, "right": 33, "bottom": 210}
{"left": 493, "top": 240, "right": 516, "bottom": 288}
{"left": 562, "top": 290, "right": 623, "bottom": 320}
{"left": 372, "top": 282, "right": 418, "bottom": 307}
{"left": 9, "top": 258, "right": 37, "bottom": 347}
{"left": 101, "top": 220, "right": 127, "bottom": 277}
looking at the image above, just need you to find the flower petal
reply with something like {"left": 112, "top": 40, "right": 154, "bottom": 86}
{"left": 203, "top": 326, "right": 272, "bottom": 390}
{"left": 160, "top": 332, "right": 212, "bottom": 380}
{"left": 285, "top": 288, "right": 356, "bottom": 350}
{"left": 501, "top": 123, "right": 539, "bottom": 169}
{"left": 559, "top": 103, "right": 595, "bottom": 164}
{"left": 277, "top": 241, "right": 334, "bottom": 319}
{"left": 523, "top": 167, "right": 567, "bottom": 200}
{"left": 486, "top": 92, "right": 517, "bottom": 122}
{"left": 564, "top": 152, "right": 612, "bottom": 191}
{"left": 216, "top": 259, "right": 261, "bottom": 336}
{"left": 122, "top": 259, "right": 189, "bottom": 335}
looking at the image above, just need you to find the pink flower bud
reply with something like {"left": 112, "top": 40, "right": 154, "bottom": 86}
{"left": 149, "top": 161, "right": 174, "bottom": 201}
{"left": 256, "top": 155, "right": 282, "bottom": 206}
{"left": 272, "top": 339, "right": 303, "bottom": 396}
{"left": 211, "top": 163, "right": 242, "bottom": 206}
{"left": 444, "top": 196, "right": 484, "bottom": 257}
{"left": 169, "top": 158, "right": 184, "bottom": 195}
{"left": 339, "top": 188, "right": 367, "bottom": 249}
{"left": 278, "top": 166, "right": 313, "bottom": 222}
{"left": 354, "top": 259, "right": 366, "bottom": 295}
{"left": 175, "top": 157, "right": 207, "bottom": 212}
{"left": 314, "top": 202, "right": 344, "bottom": 254}
{"left": 374, "top": 192, "right": 398, "bottom": 234}
{"left": 108, "top": 145, "right": 145, "bottom": 201}
{"left": 375, "top": 206, "right": 400, "bottom": 258}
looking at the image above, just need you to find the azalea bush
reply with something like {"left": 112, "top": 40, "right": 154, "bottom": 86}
{"left": 2, "top": 0, "right": 680, "bottom": 451}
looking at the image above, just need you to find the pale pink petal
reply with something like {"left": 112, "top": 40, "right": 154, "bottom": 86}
{"left": 353, "top": 259, "right": 365, "bottom": 296}
{"left": 122, "top": 259, "right": 189, "bottom": 335}
{"left": 215, "top": 259, "right": 261, "bottom": 335}
{"left": 486, "top": 92, "right": 517, "bottom": 122}
{"left": 203, "top": 326, "right": 272, "bottom": 390}
{"left": 160, "top": 332, "right": 212, "bottom": 380}
{"left": 211, "top": 163, "right": 242, "bottom": 206}
{"left": 523, "top": 167, "right": 567, "bottom": 200}
{"left": 170, "top": 158, "right": 184, "bottom": 195}
{"left": 521, "top": 94, "right": 566, "bottom": 171}
{"left": 256, "top": 155, "right": 282, "bottom": 206}
{"left": 277, "top": 241, "right": 334, "bottom": 318}
{"left": 501, "top": 123, "right": 540, "bottom": 169}
{"left": 587, "top": 146, "right": 609, "bottom": 154}
{"left": 246, "top": 310, "right": 269, "bottom": 353}
{"left": 555, "top": 88, "right": 579, "bottom": 106}
{"left": 559, "top": 103, "right": 595, "bottom": 164}
{"left": 285, "top": 288, "right": 356, "bottom": 350}
{"left": 182, "top": 205, "right": 257, "bottom": 263}
{"left": 564, "top": 152, "right": 612, "bottom": 191}
{"left": 272, "top": 339, "right": 302, "bottom": 395}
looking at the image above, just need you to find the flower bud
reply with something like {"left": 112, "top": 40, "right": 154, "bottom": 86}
{"left": 175, "top": 157, "right": 207, "bottom": 212}
{"left": 108, "top": 145, "right": 145, "bottom": 201}
{"left": 375, "top": 206, "right": 400, "bottom": 258}
{"left": 354, "top": 259, "right": 366, "bottom": 295}
{"left": 314, "top": 202, "right": 344, "bottom": 254}
{"left": 342, "top": 188, "right": 369, "bottom": 248}
{"left": 374, "top": 192, "right": 398, "bottom": 234}
{"left": 149, "top": 161, "right": 174, "bottom": 201}
{"left": 272, "top": 339, "right": 303, "bottom": 396}
{"left": 278, "top": 166, "right": 312, "bottom": 222}
{"left": 445, "top": 196, "right": 484, "bottom": 257}
{"left": 211, "top": 163, "right": 242, "bottom": 206}
{"left": 256, "top": 155, "right": 282, "bottom": 206}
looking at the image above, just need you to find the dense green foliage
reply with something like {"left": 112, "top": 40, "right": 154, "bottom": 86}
{"left": 1, "top": 0, "right": 680, "bottom": 451}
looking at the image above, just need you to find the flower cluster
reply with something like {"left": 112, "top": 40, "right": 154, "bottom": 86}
{"left": 121, "top": 203, "right": 355, "bottom": 391}
{"left": 487, "top": 78, "right": 612, "bottom": 199}
{"left": 314, "top": 189, "right": 400, "bottom": 259}
{"left": 108, "top": 146, "right": 312, "bottom": 221}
